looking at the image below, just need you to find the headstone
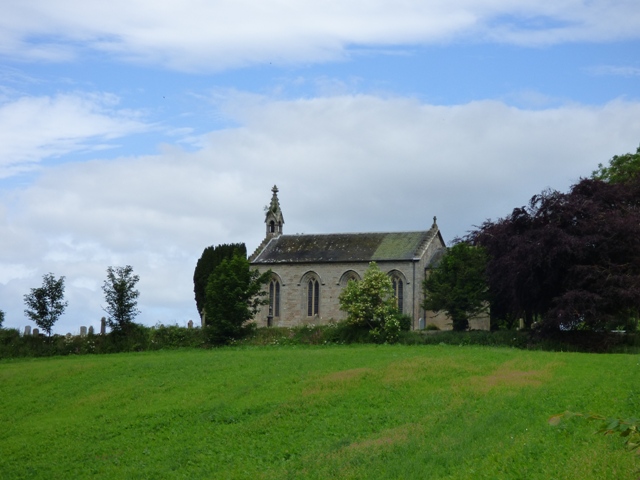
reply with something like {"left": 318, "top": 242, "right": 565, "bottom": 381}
{"left": 24, "top": 325, "right": 31, "bottom": 336}
{"left": 187, "top": 320, "right": 193, "bottom": 329}
{"left": 418, "top": 317, "right": 425, "bottom": 330}
{"left": 32, "top": 328, "right": 39, "bottom": 336}
{"left": 80, "top": 326, "right": 87, "bottom": 337}
{"left": 88, "top": 326, "right": 95, "bottom": 335}
{"left": 100, "top": 317, "right": 106, "bottom": 335}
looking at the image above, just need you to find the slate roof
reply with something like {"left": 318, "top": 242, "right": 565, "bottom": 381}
{"left": 251, "top": 227, "right": 439, "bottom": 264}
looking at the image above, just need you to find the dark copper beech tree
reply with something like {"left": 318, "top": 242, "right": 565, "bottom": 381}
{"left": 469, "top": 176, "right": 640, "bottom": 331}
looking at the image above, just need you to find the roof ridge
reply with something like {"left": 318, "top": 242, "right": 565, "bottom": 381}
{"left": 277, "top": 230, "right": 431, "bottom": 237}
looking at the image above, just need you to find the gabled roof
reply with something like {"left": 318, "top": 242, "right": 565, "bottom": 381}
{"left": 251, "top": 227, "right": 440, "bottom": 264}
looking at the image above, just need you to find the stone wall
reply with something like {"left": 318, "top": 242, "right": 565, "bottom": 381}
{"left": 254, "top": 258, "right": 447, "bottom": 330}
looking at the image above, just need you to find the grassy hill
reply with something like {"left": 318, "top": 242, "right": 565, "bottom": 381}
{"left": 1, "top": 345, "right": 638, "bottom": 479}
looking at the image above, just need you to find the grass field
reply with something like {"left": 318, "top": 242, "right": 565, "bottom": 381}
{"left": 1, "top": 345, "right": 639, "bottom": 479}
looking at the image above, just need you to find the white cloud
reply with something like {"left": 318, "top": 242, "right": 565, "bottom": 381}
{"left": 1, "top": 93, "right": 639, "bottom": 333}
{"left": 588, "top": 65, "right": 640, "bottom": 78}
{"left": 0, "top": 93, "right": 149, "bottom": 177}
{"left": 1, "top": 1, "right": 639, "bottom": 70}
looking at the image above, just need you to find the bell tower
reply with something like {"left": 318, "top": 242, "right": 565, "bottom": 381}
{"left": 265, "top": 185, "right": 284, "bottom": 238}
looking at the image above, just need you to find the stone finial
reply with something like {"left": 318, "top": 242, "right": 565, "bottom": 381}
{"left": 432, "top": 216, "right": 437, "bottom": 228}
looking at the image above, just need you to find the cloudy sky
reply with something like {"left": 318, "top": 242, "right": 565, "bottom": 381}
{"left": 1, "top": 0, "right": 639, "bottom": 334}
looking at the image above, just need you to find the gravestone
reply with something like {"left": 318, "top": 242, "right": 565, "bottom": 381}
{"left": 24, "top": 326, "right": 31, "bottom": 336}
{"left": 88, "top": 326, "right": 95, "bottom": 335}
{"left": 32, "top": 328, "right": 39, "bottom": 336}
{"left": 188, "top": 320, "right": 193, "bottom": 329}
{"left": 80, "top": 326, "right": 87, "bottom": 337}
{"left": 100, "top": 317, "right": 106, "bottom": 335}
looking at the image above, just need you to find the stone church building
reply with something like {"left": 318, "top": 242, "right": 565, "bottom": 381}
{"left": 249, "top": 186, "right": 473, "bottom": 331}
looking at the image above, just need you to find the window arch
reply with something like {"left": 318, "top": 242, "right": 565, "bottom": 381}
{"left": 388, "top": 270, "right": 407, "bottom": 315}
{"left": 300, "top": 271, "right": 321, "bottom": 317}
{"left": 392, "top": 278, "right": 404, "bottom": 314}
{"left": 268, "top": 278, "right": 281, "bottom": 319}
{"left": 307, "top": 278, "right": 319, "bottom": 316}
{"left": 338, "top": 270, "right": 361, "bottom": 286}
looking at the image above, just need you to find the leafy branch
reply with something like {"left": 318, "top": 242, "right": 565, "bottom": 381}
{"left": 549, "top": 411, "right": 640, "bottom": 455}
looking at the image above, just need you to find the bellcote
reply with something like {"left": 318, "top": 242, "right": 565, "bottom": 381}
{"left": 265, "top": 185, "right": 284, "bottom": 238}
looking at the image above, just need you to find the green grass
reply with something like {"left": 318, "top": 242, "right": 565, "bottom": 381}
{"left": 1, "top": 345, "right": 639, "bottom": 479}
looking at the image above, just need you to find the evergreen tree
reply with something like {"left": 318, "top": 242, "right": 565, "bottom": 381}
{"left": 204, "top": 254, "right": 270, "bottom": 345}
{"left": 193, "top": 243, "right": 246, "bottom": 319}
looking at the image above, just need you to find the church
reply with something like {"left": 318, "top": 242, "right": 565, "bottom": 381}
{"left": 249, "top": 186, "right": 469, "bottom": 330}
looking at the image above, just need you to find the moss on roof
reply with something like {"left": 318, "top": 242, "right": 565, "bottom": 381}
{"left": 251, "top": 229, "right": 437, "bottom": 264}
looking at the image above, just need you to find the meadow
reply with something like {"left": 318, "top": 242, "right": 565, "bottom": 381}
{"left": 1, "top": 345, "right": 638, "bottom": 479}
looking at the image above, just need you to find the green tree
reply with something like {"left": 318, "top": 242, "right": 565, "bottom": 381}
{"left": 422, "top": 243, "right": 489, "bottom": 331}
{"left": 102, "top": 266, "right": 140, "bottom": 333}
{"left": 339, "top": 262, "right": 400, "bottom": 342}
{"left": 193, "top": 243, "right": 246, "bottom": 319}
{"left": 592, "top": 145, "right": 640, "bottom": 183}
{"left": 24, "top": 273, "right": 68, "bottom": 336}
{"left": 204, "top": 254, "right": 271, "bottom": 345}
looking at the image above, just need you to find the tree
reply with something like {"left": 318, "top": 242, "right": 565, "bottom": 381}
{"left": 592, "top": 145, "right": 640, "bottom": 184}
{"left": 102, "top": 266, "right": 140, "bottom": 332}
{"left": 422, "top": 242, "right": 489, "bottom": 331}
{"left": 204, "top": 254, "right": 271, "bottom": 345}
{"left": 193, "top": 243, "right": 246, "bottom": 319}
{"left": 24, "top": 273, "right": 68, "bottom": 336}
{"left": 470, "top": 176, "right": 640, "bottom": 332}
{"left": 339, "top": 262, "right": 400, "bottom": 342}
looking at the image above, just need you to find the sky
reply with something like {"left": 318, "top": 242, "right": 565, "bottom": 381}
{"left": 1, "top": 0, "right": 639, "bottom": 334}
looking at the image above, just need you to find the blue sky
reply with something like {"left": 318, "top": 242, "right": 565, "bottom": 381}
{"left": 1, "top": 0, "right": 639, "bottom": 333}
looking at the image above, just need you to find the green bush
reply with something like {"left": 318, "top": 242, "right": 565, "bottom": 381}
{"left": 150, "top": 324, "right": 204, "bottom": 349}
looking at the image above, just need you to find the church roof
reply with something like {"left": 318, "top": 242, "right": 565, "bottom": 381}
{"left": 251, "top": 227, "right": 439, "bottom": 264}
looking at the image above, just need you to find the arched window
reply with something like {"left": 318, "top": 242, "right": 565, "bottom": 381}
{"left": 339, "top": 270, "right": 361, "bottom": 286}
{"left": 269, "top": 220, "right": 275, "bottom": 233}
{"left": 307, "top": 279, "right": 319, "bottom": 316}
{"left": 392, "top": 277, "right": 404, "bottom": 314}
{"left": 268, "top": 278, "right": 281, "bottom": 319}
